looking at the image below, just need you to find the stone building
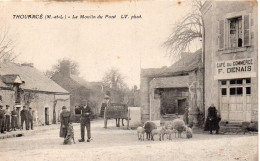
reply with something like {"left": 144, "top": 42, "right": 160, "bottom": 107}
{"left": 202, "top": 1, "right": 257, "bottom": 126}
{"left": 0, "top": 62, "right": 70, "bottom": 126}
{"left": 140, "top": 49, "right": 204, "bottom": 126}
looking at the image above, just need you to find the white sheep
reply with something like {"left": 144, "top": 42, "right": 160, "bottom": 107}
{"left": 137, "top": 126, "right": 145, "bottom": 141}
{"left": 169, "top": 129, "right": 178, "bottom": 140}
{"left": 185, "top": 126, "right": 192, "bottom": 139}
{"left": 151, "top": 128, "right": 164, "bottom": 141}
{"left": 172, "top": 119, "right": 186, "bottom": 138}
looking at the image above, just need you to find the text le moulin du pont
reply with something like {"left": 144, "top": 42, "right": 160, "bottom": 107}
{"left": 13, "top": 14, "right": 142, "bottom": 20}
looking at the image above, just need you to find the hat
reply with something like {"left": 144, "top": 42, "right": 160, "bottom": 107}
{"left": 62, "top": 106, "right": 67, "bottom": 110}
{"left": 6, "top": 105, "right": 9, "bottom": 107}
{"left": 29, "top": 107, "right": 32, "bottom": 109}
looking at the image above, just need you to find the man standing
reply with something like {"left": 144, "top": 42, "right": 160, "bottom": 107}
{"left": 59, "top": 106, "right": 71, "bottom": 138}
{"left": 28, "top": 107, "right": 34, "bottom": 130}
{"left": 11, "top": 106, "right": 18, "bottom": 131}
{"left": 5, "top": 105, "right": 11, "bottom": 132}
{"left": 78, "top": 102, "right": 93, "bottom": 142}
{"left": 21, "top": 106, "right": 29, "bottom": 130}
{"left": 0, "top": 105, "right": 5, "bottom": 133}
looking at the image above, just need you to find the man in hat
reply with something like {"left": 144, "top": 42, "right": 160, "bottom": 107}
{"left": 28, "top": 107, "right": 34, "bottom": 130}
{"left": 21, "top": 106, "right": 29, "bottom": 130}
{"left": 78, "top": 101, "right": 93, "bottom": 142}
{"left": 5, "top": 105, "right": 11, "bottom": 132}
{"left": 0, "top": 105, "right": 5, "bottom": 133}
{"left": 59, "top": 106, "right": 71, "bottom": 138}
{"left": 11, "top": 106, "right": 18, "bottom": 131}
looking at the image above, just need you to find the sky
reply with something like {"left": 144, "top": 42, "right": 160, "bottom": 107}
{"left": 0, "top": 0, "right": 200, "bottom": 88}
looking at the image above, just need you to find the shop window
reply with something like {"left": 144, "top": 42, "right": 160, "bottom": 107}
{"left": 221, "top": 88, "right": 227, "bottom": 95}
{"left": 237, "top": 87, "right": 243, "bottom": 95}
{"left": 230, "top": 80, "right": 236, "bottom": 84}
{"left": 230, "top": 88, "right": 236, "bottom": 95}
{"left": 237, "top": 79, "right": 243, "bottom": 84}
{"left": 221, "top": 81, "right": 227, "bottom": 85}
{"left": 246, "top": 78, "right": 251, "bottom": 84}
{"left": 246, "top": 87, "right": 251, "bottom": 95}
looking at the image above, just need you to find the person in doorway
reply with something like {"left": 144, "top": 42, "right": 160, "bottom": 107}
{"left": 78, "top": 102, "right": 93, "bottom": 142}
{"left": 5, "top": 105, "right": 11, "bottom": 132}
{"left": 183, "top": 107, "right": 189, "bottom": 126}
{"left": 59, "top": 106, "right": 71, "bottom": 138}
{"left": 28, "top": 107, "right": 34, "bottom": 130}
{"left": 204, "top": 104, "right": 221, "bottom": 134}
{"left": 0, "top": 105, "right": 5, "bottom": 133}
{"left": 11, "top": 106, "right": 18, "bottom": 131}
{"left": 21, "top": 106, "right": 29, "bottom": 130}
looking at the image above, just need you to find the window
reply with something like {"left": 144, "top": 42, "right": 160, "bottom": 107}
{"left": 230, "top": 79, "right": 243, "bottom": 85}
{"left": 230, "top": 88, "right": 236, "bottom": 95}
{"left": 237, "top": 87, "right": 243, "bottom": 95}
{"left": 219, "top": 14, "right": 251, "bottom": 50}
{"left": 246, "top": 78, "right": 251, "bottom": 84}
{"left": 221, "top": 81, "right": 227, "bottom": 85}
{"left": 222, "top": 88, "right": 227, "bottom": 95}
{"left": 246, "top": 87, "right": 251, "bottom": 94}
{"left": 229, "top": 17, "right": 243, "bottom": 48}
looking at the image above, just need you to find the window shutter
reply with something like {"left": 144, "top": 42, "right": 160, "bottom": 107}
{"left": 243, "top": 14, "right": 251, "bottom": 46}
{"left": 218, "top": 20, "right": 225, "bottom": 50}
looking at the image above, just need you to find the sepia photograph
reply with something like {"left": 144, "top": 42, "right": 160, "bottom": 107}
{"left": 0, "top": 0, "right": 258, "bottom": 160}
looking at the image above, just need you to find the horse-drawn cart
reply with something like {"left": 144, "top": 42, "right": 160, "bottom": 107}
{"left": 104, "top": 103, "right": 130, "bottom": 129}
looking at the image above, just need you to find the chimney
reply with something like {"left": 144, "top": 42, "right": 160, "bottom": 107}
{"left": 60, "top": 60, "right": 71, "bottom": 77}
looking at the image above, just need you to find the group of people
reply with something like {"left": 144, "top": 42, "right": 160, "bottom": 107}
{"left": 59, "top": 101, "right": 93, "bottom": 144}
{"left": 0, "top": 104, "right": 34, "bottom": 134}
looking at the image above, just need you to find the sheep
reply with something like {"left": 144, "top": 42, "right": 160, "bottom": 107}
{"left": 137, "top": 126, "right": 145, "bottom": 141}
{"left": 172, "top": 119, "right": 186, "bottom": 138}
{"left": 185, "top": 126, "right": 193, "bottom": 139}
{"left": 144, "top": 121, "right": 157, "bottom": 140}
{"left": 168, "top": 129, "right": 178, "bottom": 140}
{"left": 151, "top": 128, "right": 164, "bottom": 141}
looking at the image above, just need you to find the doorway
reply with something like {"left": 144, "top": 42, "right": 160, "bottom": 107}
{"left": 45, "top": 107, "right": 49, "bottom": 125}
{"left": 177, "top": 99, "right": 187, "bottom": 115}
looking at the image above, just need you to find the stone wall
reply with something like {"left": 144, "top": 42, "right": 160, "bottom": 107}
{"left": 0, "top": 89, "right": 15, "bottom": 108}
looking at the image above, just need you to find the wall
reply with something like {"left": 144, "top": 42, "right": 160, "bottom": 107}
{"left": 22, "top": 92, "right": 70, "bottom": 126}
{"left": 0, "top": 89, "right": 15, "bottom": 108}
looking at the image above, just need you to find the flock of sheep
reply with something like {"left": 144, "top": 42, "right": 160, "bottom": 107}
{"left": 137, "top": 119, "right": 192, "bottom": 141}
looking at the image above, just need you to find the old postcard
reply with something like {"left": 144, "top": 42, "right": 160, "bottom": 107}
{"left": 0, "top": 0, "right": 258, "bottom": 161}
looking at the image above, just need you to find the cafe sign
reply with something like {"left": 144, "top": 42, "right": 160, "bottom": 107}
{"left": 214, "top": 58, "right": 256, "bottom": 80}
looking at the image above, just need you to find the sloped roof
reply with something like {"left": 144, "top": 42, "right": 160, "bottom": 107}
{"left": 142, "top": 49, "right": 202, "bottom": 78}
{"left": 1, "top": 74, "right": 23, "bottom": 84}
{"left": 0, "top": 79, "right": 9, "bottom": 88}
{"left": 0, "top": 62, "right": 68, "bottom": 94}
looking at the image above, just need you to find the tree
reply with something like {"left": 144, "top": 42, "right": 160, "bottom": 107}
{"left": 102, "top": 68, "right": 127, "bottom": 91}
{"left": 164, "top": 0, "right": 204, "bottom": 59}
{"left": 102, "top": 68, "right": 128, "bottom": 103}
{"left": 0, "top": 27, "right": 19, "bottom": 62}
{"left": 45, "top": 58, "right": 80, "bottom": 78}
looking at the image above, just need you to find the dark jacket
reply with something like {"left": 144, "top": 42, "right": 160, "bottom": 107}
{"left": 80, "top": 106, "right": 93, "bottom": 122}
{"left": 0, "top": 109, "right": 5, "bottom": 119}
{"left": 11, "top": 110, "right": 18, "bottom": 117}
{"left": 21, "top": 109, "right": 29, "bottom": 119}
{"left": 204, "top": 106, "right": 221, "bottom": 131}
{"left": 28, "top": 110, "right": 33, "bottom": 120}
{"left": 59, "top": 110, "right": 71, "bottom": 138}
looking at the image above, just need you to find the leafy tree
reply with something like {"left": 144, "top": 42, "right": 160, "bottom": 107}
{"left": 45, "top": 58, "right": 80, "bottom": 78}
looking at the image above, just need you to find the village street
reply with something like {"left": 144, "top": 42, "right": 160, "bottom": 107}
{"left": 0, "top": 119, "right": 257, "bottom": 161}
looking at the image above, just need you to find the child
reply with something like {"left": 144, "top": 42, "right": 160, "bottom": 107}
{"left": 63, "top": 123, "right": 75, "bottom": 145}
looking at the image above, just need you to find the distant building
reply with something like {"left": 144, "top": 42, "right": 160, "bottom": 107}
{"left": 140, "top": 49, "right": 204, "bottom": 125}
{"left": 51, "top": 62, "right": 104, "bottom": 117}
{"left": 202, "top": 1, "right": 257, "bottom": 126}
{"left": 0, "top": 62, "right": 70, "bottom": 126}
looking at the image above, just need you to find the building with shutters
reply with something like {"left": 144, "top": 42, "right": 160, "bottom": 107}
{"left": 201, "top": 1, "right": 257, "bottom": 128}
